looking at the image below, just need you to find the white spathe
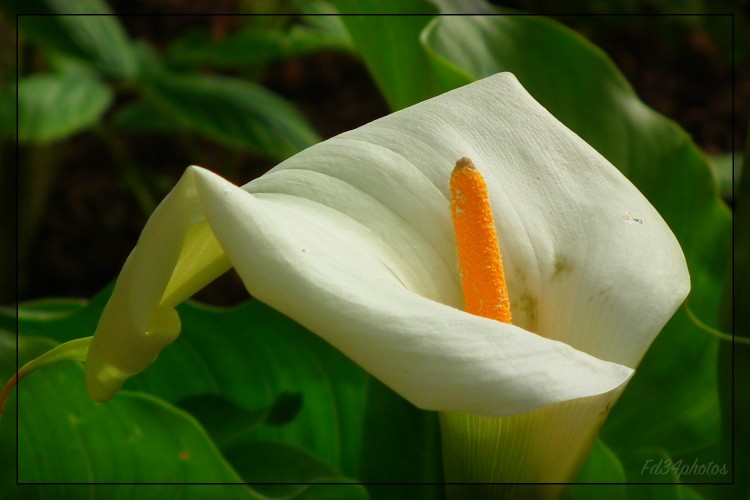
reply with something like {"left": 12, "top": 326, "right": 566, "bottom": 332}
{"left": 85, "top": 73, "right": 689, "bottom": 418}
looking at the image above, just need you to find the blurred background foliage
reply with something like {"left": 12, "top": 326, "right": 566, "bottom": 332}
{"left": 0, "top": 0, "right": 744, "bottom": 305}
{"left": 0, "top": 0, "right": 745, "bottom": 498}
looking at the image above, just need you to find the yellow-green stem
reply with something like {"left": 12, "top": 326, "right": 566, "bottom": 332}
{"left": 440, "top": 393, "right": 617, "bottom": 500}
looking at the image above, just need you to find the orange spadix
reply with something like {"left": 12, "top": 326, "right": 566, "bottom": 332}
{"left": 450, "top": 157, "right": 512, "bottom": 324}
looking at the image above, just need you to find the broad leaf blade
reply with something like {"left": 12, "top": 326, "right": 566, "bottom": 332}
{"left": 166, "top": 24, "right": 351, "bottom": 70}
{"left": 224, "top": 440, "right": 368, "bottom": 498}
{"left": 10, "top": 0, "right": 137, "bottom": 79}
{"left": 572, "top": 438, "right": 626, "bottom": 500}
{"left": 0, "top": 333, "right": 261, "bottom": 498}
{"left": 7, "top": 74, "right": 112, "bottom": 143}
{"left": 707, "top": 153, "right": 740, "bottom": 203}
{"left": 142, "top": 72, "right": 320, "bottom": 160}
{"left": 146, "top": 300, "right": 369, "bottom": 477}
{"left": 296, "top": 0, "right": 352, "bottom": 47}
{"left": 111, "top": 100, "right": 191, "bottom": 134}
{"left": 176, "top": 394, "right": 273, "bottom": 450}
{"left": 9, "top": 290, "right": 370, "bottom": 480}
{"left": 358, "top": 378, "right": 443, "bottom": 500}
{"left": 618, "top": 448, "right": 707, "bottom": 499}
{"left": 331, "top": 0, "right": 469, "bottom": 110}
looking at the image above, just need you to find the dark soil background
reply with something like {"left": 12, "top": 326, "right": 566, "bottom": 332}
{"left": 9, "top": 8, "right": 746, "bottom": 306}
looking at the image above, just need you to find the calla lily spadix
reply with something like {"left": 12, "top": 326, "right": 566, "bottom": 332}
{"left": 6, "top": 73, "right": 689, "bottom": 490}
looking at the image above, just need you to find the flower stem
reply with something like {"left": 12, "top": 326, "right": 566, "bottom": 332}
{"left": 441, "top": 394, "right": 614, "bottom": 499}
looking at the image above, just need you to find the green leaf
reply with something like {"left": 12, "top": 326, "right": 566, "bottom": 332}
{"left": 142, "top": 71, "right": 320, "bottom": 160}
{"left": 331, "top": 0, "right": 470, "bottom": 110}
{"left": 358, "top": 378, "right": 443, "bottom": 500}
{"left": 176, "top": 394, "right": 366, "bottom": 497}
{"left": 45, "top": 51, "right": 102, "bottom": 78}
{"left": 294, "top": 482, "right": 372, "bottom": 500}
{"left": 224, "top": 440, "right": 368, "bottom": 498}
{"left": 296, "top": 0, "right": 352, "bottom": 46}
{"left": 111, "top": 99, "right": 191, "bottom": 134}
{"left": 176, "top": 393, "right": 302, "bottom": 450}
{"left": 0, "top": 336, "right": 91, "bottom": 417}
{"left": 604, "top": 311, "right": 724, "bottom": 465}
{"left": 6, "top": 73, "right": 113, "bottom": 143}
{"left": 572, "top": 439, "right": 626, "bottom": 500}
{"left": 579, "top": 439, "right": 626, "bottom": 484}
{"left": 3, "top": 297, "right": 86, "bottom": 321}
{"left": 0, "top": 332, "right": 57, "bottom": 382}
{"left": 10, "top": 0, "right": 138, "bottom": 79}
{"left": 618, "top": 449, "right": 708, "bottom": 499}
{"left": 144, "top": 300, "right": 369, "bottom": 477}
{"left": 166, "top": 24, "right": 351, "bottom": 70}
{"left": 0, "top": 333, "right": 261, "bottom": 498}
{"left": 707, "top": 153, "right": 741, "bottom": 203}
{"left": 9, "top": 289, "right": 370, "bottom": 480}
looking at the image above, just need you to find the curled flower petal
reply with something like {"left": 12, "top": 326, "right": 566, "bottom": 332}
{"left": 85, "top": 73, "right": 688, "bottom": 417}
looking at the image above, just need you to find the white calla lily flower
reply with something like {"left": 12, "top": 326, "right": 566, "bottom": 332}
{"left": 80, "top": 72, "right": 688, "bottom": 489}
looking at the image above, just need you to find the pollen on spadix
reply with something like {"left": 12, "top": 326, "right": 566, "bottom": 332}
{"left": 450, "top": 157, "right": 512, "bottom": 325}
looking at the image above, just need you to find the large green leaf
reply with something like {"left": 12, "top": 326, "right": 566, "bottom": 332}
{"left": 0, "top": 332, "right": 260, "bottom": 499}
{"left": 141, "top": 71, "right": 320, "bottom": 160}
{"left": 8, "top": 0, "right": 137, "bottom": 79}
{"left": 331, "top": 0, "right": 470, "bottom": 110}
{"left": 111, "top": 99, "right": 192, "bottom": 134}
{"left": 6, "top": 73, "right": 112, "bottom": 143}
{"left": 618, "top": 449, "right": 706, "bottom": 500}
{"left": 166, "top": 24, "right": 351, "bottom": 70}
{"left": 179, "top": 395, "right": 367, "bottom": 494}
{"left": 707, "top": 153, "right": 740, "bottom": 203}
{"left": 224, "top": 440, "right": 368, "bottom": 499}
{"left": 358, "top": 378, "right": 443, "bottom": 500}
{"left": 176, "top": 394, "right": 279, "bottom": 450}
{"left": 572, "top": 438, "right": 626, "bottom": 500}
{"left": 296, "top": 0, "right": 352, "bottom": 46}
{"left": 5, "top": 288, "right": 370, "bottom": 481}
{"left": 571, "top": 439, "right": 705, "bottom": 500}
